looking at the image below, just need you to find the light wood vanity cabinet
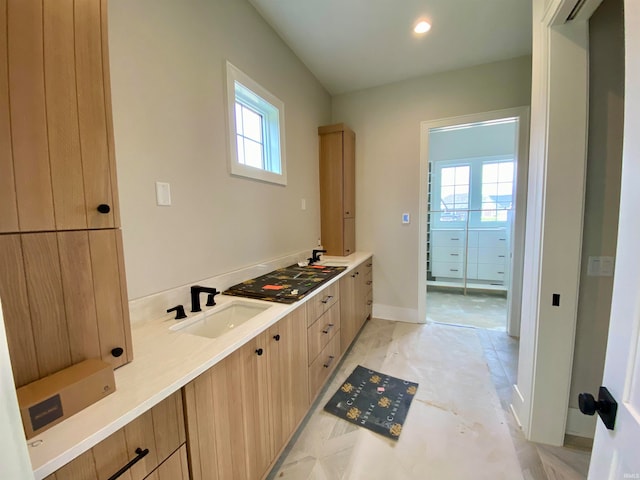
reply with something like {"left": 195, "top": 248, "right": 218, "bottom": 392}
{"left": 184, "top": 306, "right": 309, "bottom": 480}
{"left": 0, "top": 0, "right": 132, "bottom": 388}
{"left": 44, "top": 391, "right": 186, "bottom": 480}
{"left": 340, "top": 258, "right": 373, "bottom": 353}
{"left": 319, "top": 123, "right": 356, "bottom": 256}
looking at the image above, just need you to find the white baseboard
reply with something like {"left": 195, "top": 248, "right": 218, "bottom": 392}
{"left": 510, "top": 384, "right": 525, "bottom": 430}
{"left": 565, "top": 407, "right": 595, "bottom": 438}
{"left": 373, "top": 304, "right": 421, "bottom": 323}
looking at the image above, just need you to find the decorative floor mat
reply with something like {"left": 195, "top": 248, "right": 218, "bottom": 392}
{"left": 324, "top": 365, "right": 418, "bottom": 440}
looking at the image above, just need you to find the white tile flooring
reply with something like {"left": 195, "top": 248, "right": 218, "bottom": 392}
{"left": 268, "top": 293, "right": 591, "bottom": 479}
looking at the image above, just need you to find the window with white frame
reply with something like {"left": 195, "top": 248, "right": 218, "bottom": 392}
{"left": 431, "top": 156, "right": 514, "bottom": 227}
{"left": 226, "top": 61, "right": 287, "bottom": 185}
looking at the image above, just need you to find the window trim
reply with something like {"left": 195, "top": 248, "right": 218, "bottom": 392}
{"left": 225, "top": 61, "right": 287, "bottom": 185}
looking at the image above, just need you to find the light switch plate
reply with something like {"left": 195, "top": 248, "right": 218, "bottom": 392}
{"left": 156, "top": 182, "right": 171, "bottom": 206}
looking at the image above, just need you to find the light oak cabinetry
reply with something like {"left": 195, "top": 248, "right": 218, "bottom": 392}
{"left": 319, "top": 123, "right": 356, "bottom": 256}
{"left": 184, "top": 306, "right": 309, "bottom": 480}
{"left": 340, "top": 258, "right": 373, "bottom": 353}
{"left": 0, "top": 0, "right": 119, "bottom": 233}
{"left": 0, "top": 0, "right": 132, "bottom": 388}
{"left": 44, "top": 391, "right": 186, "bottom": 480}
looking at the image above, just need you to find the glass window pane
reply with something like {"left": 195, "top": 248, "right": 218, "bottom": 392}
{"left": 236, "top": 136, "right": 245, "bottom": 165}
{"left": 499, "top": 162, "right": 514, "bottom": 182}
{"left": 497, "top": 182, "right": 513, "bottom": 195}
{"left": 235, "top": 103, "right": 244, "bottom": 135}
{"left": 483, "top": 163, "right": 498, "bottom": 183}
{"left": 456, "top": 166, "right": 470, "bottom": 185}
{"left": 441, "top": 186, "right": 455, "bottom": 208}
{"left": 497, "top": 210, "right": 508, "bottom": 221}
{"left": 243, "top": 139, "right": 263, "bottom": 169}
{"left": 441, "top": 167, "right": 455, "bottom": 186}
{"left": 242, "top": 107, "right": 263, "bottom": 142}
{"left": 484, "top": 183, "right": 498, "bottom": 198}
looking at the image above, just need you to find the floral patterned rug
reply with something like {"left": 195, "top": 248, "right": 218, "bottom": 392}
{"left": 323, "top": 365, "right": 418, "bottom": 440}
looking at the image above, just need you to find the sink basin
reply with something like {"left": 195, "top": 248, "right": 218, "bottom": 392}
{"left": 170, "top": 300, "right": 269, "bottom": 338}
{"left": 317, "top": 260, "right": 350, "bottom": 266}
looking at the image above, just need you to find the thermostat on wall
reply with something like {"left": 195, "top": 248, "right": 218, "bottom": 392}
{"left": 402, "top": 213, "right": 410, "bottom": 224}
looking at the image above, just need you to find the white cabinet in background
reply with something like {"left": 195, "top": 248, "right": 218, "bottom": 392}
{"left": 430, "top": 228, "right": 509, "bottom": 284}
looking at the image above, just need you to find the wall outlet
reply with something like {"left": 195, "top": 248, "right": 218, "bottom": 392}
{"left": 301, "top": 198, "right": 306, "bottom": 210}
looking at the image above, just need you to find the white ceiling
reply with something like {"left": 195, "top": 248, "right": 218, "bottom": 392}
{"left": 248, "top": 0, "right": 533, "bottom": 95}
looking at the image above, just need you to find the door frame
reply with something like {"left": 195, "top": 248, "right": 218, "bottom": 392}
{"left": 511, "top": 0, "right": 605, "bottom": 445}
{"left": 418, "top": 106, "right": 530, "bottom": 337}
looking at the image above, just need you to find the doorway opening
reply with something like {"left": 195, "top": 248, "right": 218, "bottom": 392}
{"left": 418, "top": 108, "right": 530, "bottom": 336}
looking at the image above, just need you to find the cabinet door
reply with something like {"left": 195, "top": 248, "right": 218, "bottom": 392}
{"left": 343, "top": 218, "right": 356, "bottom": 256}
{"left": 47, "top": 391, "right": 185, "bottom": 480}
{"left": 319, "top": 131, "right": 345, "bottom": 256}
{"left": 1, "top": 0, "right": 118, "bottom": 233}
{"left": 0, "top": 230, "right": 132, "bottom": 388}
{"left": 277, "top": 306, "right": 310, "bottom": 437}
{"left": 343, "top": 128, "right": 356, "bottom": 219}
{"left": 339, "top": 273, "right": 357, "bottom": 354}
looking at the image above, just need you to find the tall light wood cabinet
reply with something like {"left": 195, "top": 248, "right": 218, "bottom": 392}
{"left": 319, "top": 123, "right": 356, "bottom": 256}
{"left": 0, "top": 0, "right": 132, "bottom": 388}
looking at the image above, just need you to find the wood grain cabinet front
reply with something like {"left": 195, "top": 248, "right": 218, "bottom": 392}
{"left": 0, "top": 230, "right": 132, "bottom": 388}
{"left": 0, "top": 0, "right": 119, "bottom": 234}
{"left": 340, "top": 258, "right": 373, "bottom": 354}
{"left": 44, "top": 391, "right": 186, "bottom": 480}
{"left": 319, "top": 123, "right": 356, "bottom": 256}
{"left": 184, "top": 305, "right": 309, "bottom": 480}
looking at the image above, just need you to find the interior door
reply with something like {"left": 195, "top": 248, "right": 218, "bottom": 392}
{"left": 587, "top": 2, "right": 640, "bottom": 476}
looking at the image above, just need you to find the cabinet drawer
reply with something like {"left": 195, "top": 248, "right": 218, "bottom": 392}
{"left": 308, "top": 303, "right": 340, "bottom": 365}
{"left": 477, "top": 247, "right": 507, "bottom": 265}
{"left": 432, "top": 230, "right": 465, "bottom": 247}
{"left": 309, "top": 332, "right": 341, "bottom": 400}
{"left": 477, "top": 264, "right": 506, "bottom": 282}
{"left": 47, "top": 391, "right": 185, "bottom": 480}
{"left": 431, "top": 261, "right": 463, "bottom": 278}
{"left": 146, "top": 445, "right": 189, "bottom": 480}
{"left": 477, "top": 230, "right": 508, "bottom": 247}
{"left": 306, "top": 282, "right": 339, "bottom": 327}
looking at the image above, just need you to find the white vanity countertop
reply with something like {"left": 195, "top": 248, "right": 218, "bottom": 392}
{"left": 27, "top": 252, "right": 372, "bottom": 479}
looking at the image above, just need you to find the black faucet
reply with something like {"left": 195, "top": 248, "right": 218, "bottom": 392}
{"left": 190, "top": 286, "right": 219, "bottom": 312}
{"left": 167, "top": 305, "right": 187, "bottom": 320}
{"left": 308, "top": 249, "right": 327, "bottom": 265}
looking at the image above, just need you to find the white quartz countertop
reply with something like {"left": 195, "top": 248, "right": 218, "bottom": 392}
{"left": 27, "top": 252, "right": 372, "bottom": 479}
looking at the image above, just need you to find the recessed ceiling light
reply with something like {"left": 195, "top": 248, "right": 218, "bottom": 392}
{"left": 414, "top": 20, "right": 431, "bottom": 34}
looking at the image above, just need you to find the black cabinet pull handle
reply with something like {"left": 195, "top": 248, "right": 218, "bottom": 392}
{"left": 351, "top": 274, "right": 356, "bottom": 278}
{"left": 256, "top": 348, "right": 263, "bottom": 356}
{"left": 323, "top": 355, "right": 335, "bottom": 368}
{"left": 322, "top": 323, "right": 335, "bottom": 334}
{"left": 273, "top": 334, "right": 280, "bottom": 341}
{"left": 107, "top": 448, "right": 149, "bottom": 480}
{"left": 321, "top": 295, "right": 334, "bottom": 304}
{"left": 366, "top": 263, "right": 372, "bottom": 267}
{"left": 367, "top": 300, "right": 373, "bottom": 306}
{"left": 111, "top": 347, "right": 124, "bottom": 357}
{"left": 97, "top": 204, "right": 111, "bottom": 214}
{"left": 366, "top": 281, "right": 372, "bottom": 286}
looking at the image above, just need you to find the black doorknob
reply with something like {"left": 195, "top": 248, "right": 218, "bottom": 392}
{"left": 578, "top": 386, "right": 617, "bottom": 430}
{"left": 255, "top": 348, "right": 263, "bottom": 356}
{"left": 273, "top": 334, "right": 280, "bottom": 341}
{"left": 97, "top": 204, "right": 111, "bottom": 214}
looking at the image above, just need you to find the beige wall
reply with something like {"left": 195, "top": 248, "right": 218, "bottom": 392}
{"left": 108, "top": 0, "right": 331, "bottom": 299}
{"left": 331, "top": 56, "right": 531, "bottom": 316}
{"left": 569, "top": 0, "right": 624, "bottom": 411}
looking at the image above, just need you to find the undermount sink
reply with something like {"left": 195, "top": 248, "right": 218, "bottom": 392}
{"left": 317, "top": 260, "right": 350, "bottom": 266}
{"left": 170, "top": 300, "right": 269, "bottom": 339}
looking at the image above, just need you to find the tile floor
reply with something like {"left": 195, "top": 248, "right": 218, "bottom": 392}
{"left": 269, "top": 298, "right": 592, "bottom": 480}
